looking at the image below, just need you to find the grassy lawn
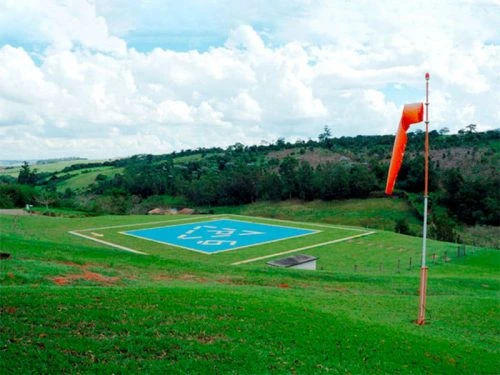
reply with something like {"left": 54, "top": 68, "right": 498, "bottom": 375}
{"left": 1, "top": 213, "right": 498, "bottom": 373}
{"left": 0, "top": 159, "right": 107, "bottom": 178}
{"left": 214, "top": 198, "right": 423, "bottom": 234}
{"left": 173, "top": 153, "right": 203, "bottom": 164}
{"left": 55, "top": 166, "right": 123, "bottom": 192}
{"left": 53, "top": 166, "right": 123, "bottom": 192}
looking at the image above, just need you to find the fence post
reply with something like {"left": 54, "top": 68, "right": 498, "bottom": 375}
{"left": 354, "top": 264, "right": 358, "bottom": 272}
{"left": 432, "top": 253, "right": 436, "bottom": 264}
{"left": 397, "top": 259, "right": 400, "bottom": 273}
{"left": 444, "top": 251, "right": 448, "bottom": 263}
{"left": 409, "top": 257, "right": 412, "bottom": 270}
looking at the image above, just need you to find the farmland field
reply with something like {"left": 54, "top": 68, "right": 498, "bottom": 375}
{"left": 0, "top": 159, "right": 108, "bottom": 178}
{"left": 0, "top": 213, "right": 498, "bottom": 374}
{"left": 55, "top": 166, "right": 124, "bottom": 192}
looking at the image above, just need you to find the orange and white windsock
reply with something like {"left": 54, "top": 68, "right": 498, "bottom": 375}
{"left": 385, "top": 102, "right": 424, "bottom": 195}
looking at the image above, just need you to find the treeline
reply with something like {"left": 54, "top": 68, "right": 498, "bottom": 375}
{"left": 1, "top": 129, "right": 498, "bottom": 237}
{"left": 91, "top": 157, "right": 379, "bottom": 206}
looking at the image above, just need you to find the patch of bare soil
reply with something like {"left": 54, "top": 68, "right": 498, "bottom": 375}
{"left": 194, "top": 333, "right": 228, "bottom": 345}
{"left": 267, "top": 149, "right": 353, "bottom": 168}
{"left": 152, "top": 273, "right": 299, "bottom": 289}
{"left": 0, "top": 209, "right": 29, "bottom": 215}
{"left": 51, "top": 263, "right": 119, "bottom": 286}
{"left": 0, "top": 306, "right": 17, "bottom": 314}
{"left": 152, "top": 273, "right": 208, "bottom": 283}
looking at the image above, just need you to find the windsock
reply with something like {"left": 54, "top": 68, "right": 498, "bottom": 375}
{"left": 385, "top": 102, "right": 424, "bottom": 195}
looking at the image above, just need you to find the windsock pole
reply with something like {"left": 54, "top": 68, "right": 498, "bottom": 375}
{"left": 417, "top": 73, "right": 430, "bottom": 325}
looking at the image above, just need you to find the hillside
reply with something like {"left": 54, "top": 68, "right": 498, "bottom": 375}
{"left": 1, "top": 213, "right": 498, "bottom": 373}
{"left": 1, "top": 130, "right": 498, "bottom": 246}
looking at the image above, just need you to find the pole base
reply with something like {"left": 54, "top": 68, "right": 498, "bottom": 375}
{"left": 416, "top": 266, "right": 429, "bottom": 325}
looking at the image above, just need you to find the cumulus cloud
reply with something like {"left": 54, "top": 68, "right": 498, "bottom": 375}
{"left": 0, "top": 0, "right": 126, "bottom": 54}
{"left": 0, "top": 0, "right": 498, "bottom": 159}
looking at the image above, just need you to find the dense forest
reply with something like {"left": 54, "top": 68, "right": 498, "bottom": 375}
{"left": 1, "top": 128, "right": 498, "bottom": 243}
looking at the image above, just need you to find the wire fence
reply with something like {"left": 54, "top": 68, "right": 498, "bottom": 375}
{"left": 350, "top": 244, "right": 473, "bottom": 274}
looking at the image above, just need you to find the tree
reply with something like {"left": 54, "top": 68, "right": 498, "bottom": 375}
{"left": 296, "top": 161, "right": 315, "bottom": 201}
{"left": 441, "top": 168, "right": 464, "bottom": 212}
{"left": 314, "top": 163, "right": 350, "bottom": 200}
{"left": 439, "top": 127, "right": 450, "bottom": 135}
{"left": 318, "top": 126, "right": 333, "bottom": 149}
{"left": 466, "top": 124, "right": 477, "bottom": 133}
{"left": 0, "top": 184, "right": 36, "bottom": 208}
{"left": 429, "top": 210, "right": 457, "bottom": 242}
{"left": 185, "top": 172, "right": 219, "bottom": 206}
{"left": 35, "top": 188, "right": 57, "bottom": 211}
{"left": 279, "top": 156, "right": 299, "bottom": 199}
{"left": 398, "top": 155, "right": 438, "bottom": 193}
{"left": 394, "top": 218, "right": 411, "bottom": 235}
{"left": 218, "top": 164, "right": 258, "bottom": 205}
{"left": 275, "top": 138, "right": 286, "bottom": 150}
{"left": 257, "top": 172, "right": 283, "bottom": 201}
{"left": 18, "top": 162, "right": 37, "bottom": 185}
{"left": 348, "top": 165, "right": 376, "bottom": 198}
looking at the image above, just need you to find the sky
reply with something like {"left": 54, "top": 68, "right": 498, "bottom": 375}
{"left": 0, "top": 0, "right": 499, "bottom": 160}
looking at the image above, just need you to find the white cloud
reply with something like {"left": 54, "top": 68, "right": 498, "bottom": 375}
{"left": 0, "top": 0, "right": 126, "bottom": 54}
{"left": 0, "top": 0, "right": 499, "bottom": 159}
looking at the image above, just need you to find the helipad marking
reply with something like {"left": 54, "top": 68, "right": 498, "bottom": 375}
{"left": 232, "top": 231, "right": 376, "bottom": 265}
{"left": 123, "top": 219, "right": 318, "bottom": 254}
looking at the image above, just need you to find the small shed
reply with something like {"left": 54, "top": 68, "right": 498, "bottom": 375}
{"left": 267, "top": 254, "right": 318, "bottom": 270}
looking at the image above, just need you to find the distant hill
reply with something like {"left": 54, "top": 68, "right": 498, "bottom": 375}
{"left": 0, "top": 157, "right": 87, "bottom": 168}
{"left": 0, "top": 160, "right": 37, "bottom": 167}
{"left": 2, "top": 130, "right": 498, "bottom": 242}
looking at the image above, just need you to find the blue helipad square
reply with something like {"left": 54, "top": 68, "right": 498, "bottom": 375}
{"left": 123, "top": 219, "right": 318, "bottom": 254}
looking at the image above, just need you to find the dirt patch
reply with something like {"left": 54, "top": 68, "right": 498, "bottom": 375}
{"left": 324, "top": 286, "right": 349, "bottom": 293}
{"left": 0, "top": 306, "right": 17, "bottom": 314}
{"left": 267, "top": 149, "right": 353, "bottom": 168}
{"left": 152, "top": 274, "right": 175, "bottom": 281}
{"left": 58, "top": 261, "right": 83, "bottom": 267}
{"left": 216, "top": 277, "right": 249, "bottom": 285}
{"left": 178, "top": 274, "right": 208, "bottom": 283}
{"left": 195, "top": 333, "right": 227, "bottom": 345}
{"left": 0, "top": 209, "right": 29, "bottom": 216}
{"left": 52, "top": 270, "right": 118, "bottom": 286}
{"left": 151, "top": 273, "right": 303, "bottom": 290}
{"left": 51, "top": 263, "right": 119, "bottom": 286}
{"left": 152, "top": 273, "right": 208, "bottom": 283}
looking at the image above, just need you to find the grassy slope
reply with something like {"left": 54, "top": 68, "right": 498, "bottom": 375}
{"left": 0, "top": 160, "right": 107, "bottom": 178}
{"left": 214, "top": 198, "right": 423, "bottom": 234}
{"left": 0, "top": 214, "right": 498, "bottom": 374}
{"left": 55, "top": 166, "right": 124, "bottom": 192}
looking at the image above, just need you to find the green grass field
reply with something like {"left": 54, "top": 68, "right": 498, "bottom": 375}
{"left": 214, "top": 198, "right": 423, "bottom": 234}
{"left": 1, "top": 213, "right": 498, "bottom": 373}
{"left": 55, "top": 166, "right": 124, "bottom": 192}
{"left": 0, "top": 159, "right": 107, "bottom": 178}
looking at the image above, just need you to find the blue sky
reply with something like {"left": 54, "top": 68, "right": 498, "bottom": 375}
{"left": 0, "top": 0, "right": 499, "bottom": 159}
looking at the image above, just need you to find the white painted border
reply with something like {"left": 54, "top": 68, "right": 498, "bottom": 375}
{"left": 78, "top": 215, "right": 222, "bottom": 232}
{"left": 232, "top": 231, "right": 376, "bottom": 265}
{"left": 120, "top": 218, "right": 320, "bottom": 255}
{"left": 69, "top": 215, "right": 222, "bottom": 255}
{"left": 233, "top": 214, "right": 368, "bottom": 232}
{"left": 69, "top": 214, "right": 371, "bottom": 256}
{"left": 68, "top": 231, "right": 148, "bottom": 255}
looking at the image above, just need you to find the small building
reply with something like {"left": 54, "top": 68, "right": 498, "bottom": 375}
{"left": 267, "top": 254, "right": 318, "bottom": 270}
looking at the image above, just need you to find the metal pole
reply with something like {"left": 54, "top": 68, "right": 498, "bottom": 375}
{"left": 417, "top": 73, "right": 430, "bottom": 325}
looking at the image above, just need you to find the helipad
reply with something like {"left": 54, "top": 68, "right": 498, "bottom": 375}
{"left": 123, "top": 219, "right": 318, "bottom": 254}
